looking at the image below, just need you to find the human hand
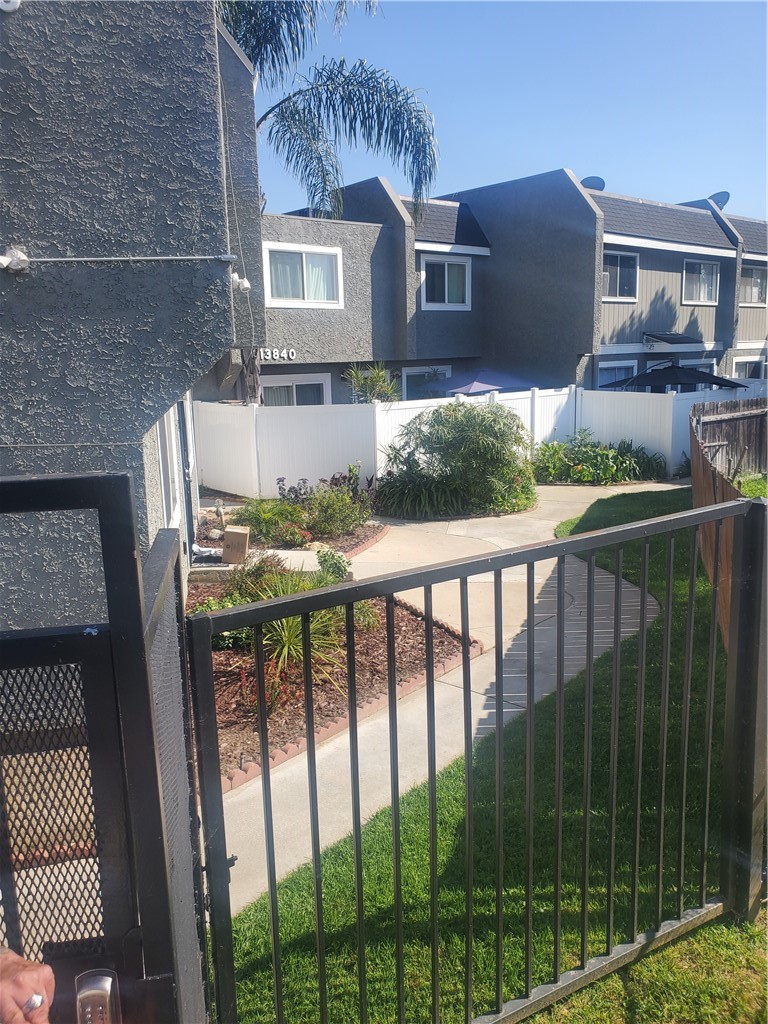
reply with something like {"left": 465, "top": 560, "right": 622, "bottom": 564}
{"left": 0, "top": 949, "right": 55, "bottom": 1024}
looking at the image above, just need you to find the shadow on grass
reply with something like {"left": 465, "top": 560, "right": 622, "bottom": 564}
{"left": 233, "top": 489, "right": 727, "bottom": 1024}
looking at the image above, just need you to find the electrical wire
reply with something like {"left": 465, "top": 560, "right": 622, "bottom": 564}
{"left": 219, "top": 65, "right": 261, "bottom": 404}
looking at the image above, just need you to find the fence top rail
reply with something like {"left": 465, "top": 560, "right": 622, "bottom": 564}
{"left": 188, "top": 498, "right": 751, "bottom": 634}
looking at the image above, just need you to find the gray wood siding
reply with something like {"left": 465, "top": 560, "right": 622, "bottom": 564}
{"left": 600, "top": 245, "right": 728, "bottom": 346}
{"left": 736, "top": 261, "right": 768, "bottom": 342}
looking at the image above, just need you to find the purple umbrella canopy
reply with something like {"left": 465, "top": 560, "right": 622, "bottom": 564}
{"left": 600, "top": 361, "right": 747, "bottom": 391}
{"left": 444, "top": 368, "right": 539, "bottom": 395}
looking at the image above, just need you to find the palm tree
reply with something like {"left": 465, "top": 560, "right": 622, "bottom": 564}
{"left": 216, "top": 0, "right": 437, "bottom": 217}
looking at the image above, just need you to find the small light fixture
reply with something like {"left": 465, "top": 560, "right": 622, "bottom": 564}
{"left": 0, "top": 246, "right": 30, "bottom": 271}
{"left": 231, "top": 271, "right": 251, "bottom": 293}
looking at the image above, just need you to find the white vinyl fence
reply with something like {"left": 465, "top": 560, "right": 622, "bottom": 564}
{"left": 194, "top": 381, "right": 766, "bottom": 498}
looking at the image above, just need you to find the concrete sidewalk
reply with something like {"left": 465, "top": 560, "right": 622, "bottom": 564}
{"left": 223, "top": 482, "right": 684, "bottom": 914}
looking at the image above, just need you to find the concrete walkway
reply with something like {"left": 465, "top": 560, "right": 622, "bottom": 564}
{"left": 223, "top": 482, "right": 686, "bottom": 914}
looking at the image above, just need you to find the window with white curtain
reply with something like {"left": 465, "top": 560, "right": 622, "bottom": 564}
{"left": 602, "top": 252, "right": 638, "bottom": 300}
{"left": 598, "top": 361, "right": 637, "bottom": 389}
{"left": 739, "top": 265, "right": 767, "bottom": 305}
{"left": 420, "top": 255, "right": 471, "bottom": 310}
{"left": 264, "top": 242, "right": 343, "bottom": 308}
{"left": 683, "top": 260, "right": 719, "bottom": 304}
{"left": 261, "top": 373, "right": 331, "bottom": 406}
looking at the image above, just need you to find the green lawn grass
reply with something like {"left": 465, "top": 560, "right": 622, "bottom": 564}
{"left": 232, "top": 487, "right": 766, "bottom": 1023}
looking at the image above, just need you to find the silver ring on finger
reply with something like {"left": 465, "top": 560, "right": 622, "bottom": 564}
{"left": 22, "top": 993, "right": 45, "bottom": 1014}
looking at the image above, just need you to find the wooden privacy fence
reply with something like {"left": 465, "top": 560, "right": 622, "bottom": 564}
{"left": 690, "top": 397, "right": 767, "bottom": 646}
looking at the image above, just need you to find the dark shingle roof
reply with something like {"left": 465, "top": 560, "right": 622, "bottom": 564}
{"left": 729, "top": 216, "right": 768, "bottom": 255}
{"left": 400, "top": 199, "right": 490, "bottom": 248}
{"left": 588, "top": 191, "right": 733, "bottom": 249}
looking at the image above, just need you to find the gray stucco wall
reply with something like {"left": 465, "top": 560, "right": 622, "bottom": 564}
{"left": 407, "top": 249, "right": 487, "bottom": 361}
{"left": 217, "top": 24, "right": 266, "bottom": 354}
{"left": 335, "top": 178, "right": 410, "bottom": 360}
{"left": 0, "top": 0, "right": 237, "bottom": 628}
{"left": 261, "top": 213, "right": 401, "bottom": 363}
{"left": 451, "top": 169, "right": 602, "bottom": 387}
{"left": 599, "top": 245, "right": 729, "bottom": 347}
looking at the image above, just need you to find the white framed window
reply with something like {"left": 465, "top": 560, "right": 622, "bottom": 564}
{"left": 261, "top": 372, "right": 332, "bottom": 406}
{"left": 157, "top": 407, "right": 181, "bottom": 528}
{"left": 602, "top": 251, "right": 638, "bottom": 301}
{"left": 678, "top": 358, "right": 718, "bottom": 392}
{"left": 598, "top": 361, "right": 637, "bottom": 389}
{"left": 739, "top": 265, "right": 767, "bottom": 306}
{"left": 732, "top": 356, "right": 768, "bottom": 380}
{"left": 682, "top": 260, "right": 719, "bottom": 305}
{"left": 402, "top": 365, "right": 452, "bottom": 399}
{"left": 263, "top": 241, "right": 343, "bottom": 309}
{"left": 420, "top": 255, "right": 471, "bottom": 310}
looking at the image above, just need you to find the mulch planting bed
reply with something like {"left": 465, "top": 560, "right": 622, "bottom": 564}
{"left": 195, "top": 514, "right": 387, "bottom": 556}
{"left": 186, "top": 583, "right": 469, "bottom": 777}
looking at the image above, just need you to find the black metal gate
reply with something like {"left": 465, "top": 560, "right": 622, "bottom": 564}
{"left": 187, "top": 496, "right": 766, "bottom": 1024}
{"left": 0, "top": 473, "right": 206, "bottom": 1023}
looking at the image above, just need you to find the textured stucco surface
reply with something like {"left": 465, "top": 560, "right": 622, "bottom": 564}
{"left": 217, "top": 25, "right": 267, "bottom": 353}
{"left": 451, "top": 169, "right": 602, "bottom": 387}
{"left": 262, "top": 214, "right": 400, "bottom": 363}
{"left": 406, "top": 248, "right": 486, "bottom": 360}
{"left": 0, "top": 0, "right": 239, "bottom": 628}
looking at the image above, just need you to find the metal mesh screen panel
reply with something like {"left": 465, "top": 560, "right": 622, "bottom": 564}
{"left": 0, "top": 664, "right": 106, "bottom": 961}
{"left": 149, "top": 584, "right": 206, "bottom": 1023}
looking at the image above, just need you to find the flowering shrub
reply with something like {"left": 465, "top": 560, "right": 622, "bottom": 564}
{"left": 273, "top": 522, "right": 312, "bottom": 548}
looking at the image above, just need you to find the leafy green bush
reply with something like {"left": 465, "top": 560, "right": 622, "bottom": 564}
{"left": 533, "top": 430, "right": 666, "bottom": 485}
{"left": 304, "top": 485, "right": 371, "bottom": 538}
{"left": 736, "top": 474, "right": 767, "bottom": 498}
{"left": 225, "top": 553, "right": 287, "bottom": 601}
{"left": 316, "top": 547, "right": 351, "bottom": 581}
{"left": 189, "top": 594, "right": 252, "bottom": 650}
{"left": 229, "top": 498, "right": 305, "bottom": 542}
{"left": 375, "top": 401, "right": 536, "bottom": 519}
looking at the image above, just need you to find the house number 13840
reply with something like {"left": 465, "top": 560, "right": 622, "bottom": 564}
{"left": 259, "top": 348, "right": 294, "bottom": 360}
{"left": 259, "top": 348, "right": 297, "bottom": 360}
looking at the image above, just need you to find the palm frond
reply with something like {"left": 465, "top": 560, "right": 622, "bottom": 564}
{"left": 332, "top": 0, "right": 378, "bottom": 32}
{"left": 216, "top": 0, "right": 320, "bottom": 88}
{"left": 260, "top": 58, "right": 438, "bottom": 216}
{"left": 266, "top": 99, "right": 345, "bottom": 217}
{"left": 216, "top": 1, "right": 379, "bottom": 87}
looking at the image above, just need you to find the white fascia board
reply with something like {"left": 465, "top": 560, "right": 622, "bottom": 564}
{"left": 601, "top": 342, "right": 723, "bottom": 354}
{"left": 743, "top": 253, "right": 768, "bottom": 263}
{"left": 414, "top": 241, "right": 491, "bottom": 256}
{"left": 603, "top": 233, "right": 736, "bottom": 259}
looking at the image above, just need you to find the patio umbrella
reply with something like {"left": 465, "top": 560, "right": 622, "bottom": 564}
{"left": 445, "top": 368, "right": 538, "bottom": 395}
{"left": 600, "top": 361, "right": 747, "bottom": 391}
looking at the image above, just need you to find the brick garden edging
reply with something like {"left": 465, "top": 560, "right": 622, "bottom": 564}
{"left": 220, "top": 597, "right": 484, "bottom": 794}
{"left": 337, "top": 522, "right": 389, "bottom": 559}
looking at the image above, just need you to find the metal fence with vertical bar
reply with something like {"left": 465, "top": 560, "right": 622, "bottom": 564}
{"left": 187, "top": 498, "right": 766, "bottom": 1024}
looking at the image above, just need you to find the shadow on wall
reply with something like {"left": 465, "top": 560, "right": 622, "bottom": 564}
{"left": 606, "top": 288, "right": 704, "bottom": 348}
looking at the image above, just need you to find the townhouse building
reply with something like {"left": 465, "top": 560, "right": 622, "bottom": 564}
{"left": 238, "top": 169, "right": 765, "bottom": 405}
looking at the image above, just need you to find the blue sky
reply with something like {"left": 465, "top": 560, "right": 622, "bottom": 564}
{"left": 254, "top": 0, "right": 767, "bottom": 220}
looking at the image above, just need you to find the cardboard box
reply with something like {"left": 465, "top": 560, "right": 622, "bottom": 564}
{"left": 222, "top": 525, "right": 250, "bottom": 564}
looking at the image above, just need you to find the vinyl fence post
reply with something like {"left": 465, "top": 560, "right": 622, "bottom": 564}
{"left": 530, "top": 387, "right": 538, "bottom": 444}
{"left": 720, "top": 498, "right": 767, "bottom": 920}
